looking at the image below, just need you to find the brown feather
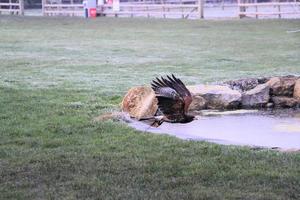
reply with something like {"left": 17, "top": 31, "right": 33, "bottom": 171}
{"left": 151, "top": 74, "right": 194, "bottom": 124}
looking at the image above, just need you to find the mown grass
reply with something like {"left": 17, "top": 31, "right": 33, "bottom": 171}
{"left": 0, "top": 16, "right": 300, "bottom": 199}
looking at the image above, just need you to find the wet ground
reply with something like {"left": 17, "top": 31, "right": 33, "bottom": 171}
{"left": 128, "top": 109, "right": 300, "bottom": 150}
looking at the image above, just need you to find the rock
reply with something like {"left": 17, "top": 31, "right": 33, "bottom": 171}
{"left": 272, "top": 96, "right": 299, "bottom": 108}
{"left": 241, "top": 83, "right": 270, "bottom": 108}
{"left": 267, "top": 76, "right": 298, "bottom": 97}
{"left": 294, "top": 79, "right": 300, "bottom": 100}
{"left": 224, "top": 77, "right": 269, "bottom": 92}
{"left": 267, "top": 77, "right": 280, "bottom": 94}
{"left": 266, "top": 103, "right": 274, "bottom": 108}
{"left": 258, "top": 77, "right": 271, "bottom": 84}
{"left": 188, "top": 95, "right": 206, "bottom": 111}
{"left": 121, "top": 86, "right": 158, "bottom": 120}
{"left": 187, "top": 85, "right": 242, "bottom": 109}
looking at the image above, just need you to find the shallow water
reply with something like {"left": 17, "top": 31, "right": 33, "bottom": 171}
{"left": 128, "top": 109, "right": 300, "bottom": 149}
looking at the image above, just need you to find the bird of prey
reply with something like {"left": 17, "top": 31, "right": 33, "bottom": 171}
{"left": 150, "top": 74, "right": 195, "bottom": 126}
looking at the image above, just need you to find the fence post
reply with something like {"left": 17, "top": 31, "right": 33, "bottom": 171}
{"left": 42, "top": 0, "right": 45, "bottom": 16}
{"left": 255, "top": 5, "right": 258, "bottom": 19}
{"left": 20, "top": 0, "right": 24, "bottom": 15}
{"left": 71, "top": 0, "right": 74, "bottom": 17}
{"left": 9, "top": 0, "right": 12, "bottom": 15}
{"left": 147, "top": 6, "right": 149, "bottom": 18}
{"left": 238, "top": 0, "right": 245, "bottom": 18}
{"left": 278, "top": 4, "right": 281, "bottom": 19}
{"left": 198, "top": 0, "right": 204, "bottom": 19}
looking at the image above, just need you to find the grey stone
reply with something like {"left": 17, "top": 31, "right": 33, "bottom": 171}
{"left": 224, "top": 77, "right": 269, "bottom": 92}
{"left": 188, "top": 85, "right": 242, "bottom": 109}
{"left": 266, "top": 102, "right": 274, "bottom": 108}
{"left": 241, "top": 83, "right": 270, "bottom": 108}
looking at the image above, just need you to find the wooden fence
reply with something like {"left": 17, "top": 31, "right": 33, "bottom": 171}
{"left": 0, "top": 0, "right": 24, "bottom": 15}
{"left": 98, "top": 1, "right": 204, "bottom": 19}
{"left": 14, "top": 0, "right": 298, "bottom": 18}
{"left": 238, "top": 1, "right": 300, "bottom": 18}
{"left": 42, "top": 0, "right": 83, "bottom": 16}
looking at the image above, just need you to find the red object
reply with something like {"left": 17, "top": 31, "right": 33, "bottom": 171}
{"left": 89, "top": 8, "right": 97, "bottom": 18}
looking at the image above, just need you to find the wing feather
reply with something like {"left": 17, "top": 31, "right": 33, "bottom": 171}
{"left": 156, "top": 96, "right": 184, "bottom": 118}
{"left": 151, "top": 74, "right": 192, "bottom": 120}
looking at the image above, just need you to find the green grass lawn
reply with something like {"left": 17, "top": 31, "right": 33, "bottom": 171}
{"left": 0, "top": 16, "right": 300, "bottom": 199}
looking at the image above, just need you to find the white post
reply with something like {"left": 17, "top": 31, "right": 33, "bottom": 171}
{"left": 42, "top": 0, "right": 45, "bottom": 16}
{"left": 198, "top": 0, "right": 204, "bottom": 19}
{"left": 113, "top": 0, "right": 120, "bottom": 12}
{"left": 9, "top": 0, "right": 12, "bottom": 15}
{"left": 20, "top": 0, "right": 24, "bottom": 15}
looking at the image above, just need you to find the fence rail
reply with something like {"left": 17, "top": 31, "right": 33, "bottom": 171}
{"left": 98, "top": 2, "right": 204, "bottom": 19}
{"left": 0, "top": 0, "right": 24, "bottom": 15}
{"left": 238, "top": 1, "right": 300, "bottom": 18}
{"left": 42, "top": 0, "right": 83, "bottom": 16}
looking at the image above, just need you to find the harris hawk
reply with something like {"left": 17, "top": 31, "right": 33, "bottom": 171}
{"left": 150, "top": 74, "right": 195, "bottom": 126}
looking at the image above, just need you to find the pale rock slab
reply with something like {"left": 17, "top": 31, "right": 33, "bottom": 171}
{"left": 241, "top": 83, "right": 270, "bottom": 108}
{"left": 188, "top": 85, "right": 242, "bottom": 109}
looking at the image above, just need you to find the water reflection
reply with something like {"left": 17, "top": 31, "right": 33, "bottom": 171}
{"left": 128, "top": 109, "right": 300, "bottom": 149}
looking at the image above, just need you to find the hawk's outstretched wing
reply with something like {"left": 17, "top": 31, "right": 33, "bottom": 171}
{"left": 151, "top": 74, "right": 192, "bottom": 121}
